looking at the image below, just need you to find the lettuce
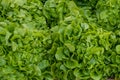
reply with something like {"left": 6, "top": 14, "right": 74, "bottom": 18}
{"left": 0, "top": 0, "right": 120, "bottom": 80}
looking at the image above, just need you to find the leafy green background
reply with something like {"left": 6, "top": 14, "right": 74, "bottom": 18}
{"left": 0, "top": 0, "right": 120, "bottom": 80}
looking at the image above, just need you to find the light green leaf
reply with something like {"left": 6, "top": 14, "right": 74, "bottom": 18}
{"left": 1, "top": 0, "right": 11, "bottom": 9}
{"left": 5, "top": 31, "right": 12, "bottom": 45}
{"left": 116, "top": 45, "right": 120, "bottom": 54}
{"left": 90, "top": 70, "right": 102, "bottom": 80}
{"left": 116, "top": 55, "right": 120, "bottom": 64}
{"left": 12, "top": 42, "right": 17, "bottom": 51}
{"left": 73, "top": 69, "right": 90, "bottom": 79}
{"left": 64, "top": 59, "right": 78, "bottom": 69}
{"left": 55, "top": 47, "right": 65, "bottom": 60}
{"left": 12, "top": 0, "right": 27, "bottom": 6}
{"left": 0, "top": 57, "right": 6, "bottom": 66}
{"left": 64, "top": 43, "right": 75, "bottom": 52}
{"left": 39, "top": 60, "right": 49, "bottom": 69}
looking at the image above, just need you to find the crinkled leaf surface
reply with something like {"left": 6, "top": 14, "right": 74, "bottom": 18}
{"left": 0, "top": 0, "right": 120, "bottom": 79}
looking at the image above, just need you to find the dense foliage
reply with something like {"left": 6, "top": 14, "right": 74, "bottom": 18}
{"left": 0, "top": 0, "right": 120, "bottom": 80}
